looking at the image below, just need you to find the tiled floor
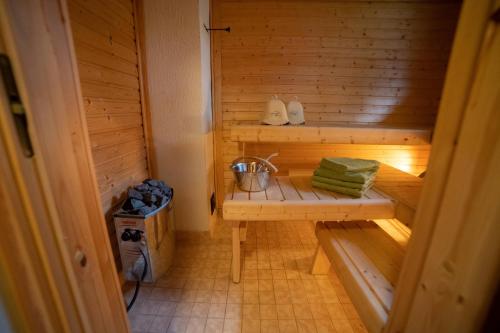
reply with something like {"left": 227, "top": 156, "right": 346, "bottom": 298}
{"left": 127, "top": 220, "right": 367, "bottom": 333}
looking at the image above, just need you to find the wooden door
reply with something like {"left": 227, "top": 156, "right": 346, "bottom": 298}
{"left": 0, "top": 0, "right": 129, "bottom": 332}
{"left": 387, "top": 0, "right": 500, "bottom": 331}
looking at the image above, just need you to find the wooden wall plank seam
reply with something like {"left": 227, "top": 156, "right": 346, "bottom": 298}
{"left": 134, "top": 0, "right": 156, "bottom": 178}
{"left": 68, "top": 0, "right": 149, "bottom": 269}
{"left": 212, "top": 0, "right": 461, "bottom": 202}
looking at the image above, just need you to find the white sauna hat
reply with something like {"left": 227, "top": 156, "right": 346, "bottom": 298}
{"left": 262, "top": 95, "right": 289, "bottom": 125}
{"left": 287, "top": 96, "right": 305, "bottom": 125}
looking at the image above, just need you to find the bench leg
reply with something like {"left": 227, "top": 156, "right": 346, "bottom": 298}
{"left": 239, "top": 221, "right": 247, "bottom": 242}
{"left": 232, "top": 221, "right": 241, "bottom": 283}
{"left": 311, "top": 244, "right": 331, "bottom": 275}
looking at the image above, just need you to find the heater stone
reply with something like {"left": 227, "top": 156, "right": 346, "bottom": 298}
{"left": 128, "top": 188, "right": 143, "bottom": 200}
{"left": 143, "top": 193, "right": 157, "bottom": 206}
{"left": 123, "top": 198, "right": 146, "bottom": 211}
{"left": 135, "top": 183, "right": 150, "bottom": 192}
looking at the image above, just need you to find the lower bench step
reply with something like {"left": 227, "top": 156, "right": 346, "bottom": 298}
{"left": 314, "top": 220, "right": 408, "bottom": 333}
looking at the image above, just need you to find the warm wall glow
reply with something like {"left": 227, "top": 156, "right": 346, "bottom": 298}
{"left": 243, "top": 143, "right": 429, "bottom": 181}
{"left": 393, "top": 151, "right": 413, "bottom": 173}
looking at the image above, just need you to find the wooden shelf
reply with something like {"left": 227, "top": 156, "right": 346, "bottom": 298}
{"left": 230, "top": 124, "right": 432, "bottom": 145}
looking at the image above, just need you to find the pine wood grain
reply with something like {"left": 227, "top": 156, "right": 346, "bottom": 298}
{"left": 212, "top": 0, "right": 460, "bottom": 206}
{"left": 68, "top": 0, "right": 149, "bottom": 269}
{"left": 315, "top": 219, "right": 409, "bottom": 333}
{"left": 0, "top": 0, "right": 130, "bottom": 330}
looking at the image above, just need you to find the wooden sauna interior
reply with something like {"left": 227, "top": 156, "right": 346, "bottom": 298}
{"left": 67, "top": 0, "right": 460, "bottom": 256}
{"left": 212, "top": 0, "right": 459, "bottom": 204}
{"left": 1, "top": 0, "right": 499, "bottom": 332}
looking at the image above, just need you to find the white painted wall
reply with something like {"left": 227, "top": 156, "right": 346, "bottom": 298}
{"left": 142, "top": 0, "right": 214, "bottom": 231}
{"left": 198, "top": 0, "right": 218, "bottom": 233}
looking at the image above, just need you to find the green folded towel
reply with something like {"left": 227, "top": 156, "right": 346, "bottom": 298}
{"left": 312, "top": 180, "right": 364, "bottom": 198}
{"left": 312, "top": 175, "right": 371, "bottom": 190}
{"left": 320, "top": 157, "right": 380, "bottom": 173}
{"left": 314, "top": 167, "right": 376, "bottom": 184}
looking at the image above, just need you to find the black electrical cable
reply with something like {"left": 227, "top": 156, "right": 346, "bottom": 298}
{"left": 126, "top": 247, "right": 148, "bottom": 312}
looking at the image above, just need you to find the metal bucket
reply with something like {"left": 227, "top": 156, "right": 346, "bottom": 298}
{"left": 231, "top": 156, "right": 278, "bottom": 192}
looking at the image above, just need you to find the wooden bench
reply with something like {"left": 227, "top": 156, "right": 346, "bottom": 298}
{"left": 223, "top": 164, "right": 422, "bottom": 284}
{"left": 312, "top": 220, "right": 410, "bottom": 333}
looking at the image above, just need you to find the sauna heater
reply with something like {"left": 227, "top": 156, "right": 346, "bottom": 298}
{"left": 114, "top": 198, "right": 175, "bottom": 283}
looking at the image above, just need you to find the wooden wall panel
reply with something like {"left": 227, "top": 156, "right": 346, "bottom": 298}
{"left": 68, "top": 0, "right": 149, "bottom": 266}
{"left": 213, "top": 0, "right": 460, "bottom": 202}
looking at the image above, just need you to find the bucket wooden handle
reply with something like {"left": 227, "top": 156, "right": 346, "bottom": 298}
{"left": 231, "top": 156, "right": 279, "bottom": 173}
{"left": 251, "top": 156, "right": 279, "bottom": 173}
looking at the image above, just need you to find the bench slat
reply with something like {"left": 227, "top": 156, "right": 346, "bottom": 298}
{"left": 373, "top": 219, "right": 411, "bottom": 249}
{"left": 364, "top": 188, "right": 384, "bottom": 199}
{"left": 315, "top": 220, "right": 410, "bottom": 333}
{"left": 276, "top": 176, "right": 302, "bottom": 200}
{"left": 348, "top": 221, "right": 404, "bottom": 286}
{"left": 249, "top": 188, "right": 267, "bottom": 200}
{"left": 326, "top": 222, "right": 395, "bottom": 312}
{"left": 330, "top": 190, "right": 354, "bottom": 200}
{"left": 289, "top": 176, "right": 319, "bottom": 201}
{"left": 316, "top": 222, "right": 388, "bottom": 333}
{"left": 223, "top": 199, "right": 395, "bottom": 221}
{"left": 265, "top": 176, "right": 284, "bottom": 201}
{"left": 225, "top": 182, "right": 235, "bottom": 200}
{"left": 233, "top": 182, "right": 249, "bottom": 200}
{"left": 312, "top": 185, "right": 338, "bottom": 200}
